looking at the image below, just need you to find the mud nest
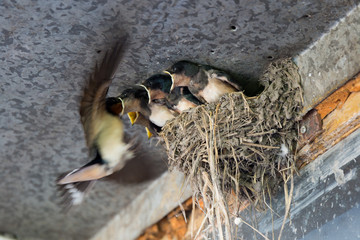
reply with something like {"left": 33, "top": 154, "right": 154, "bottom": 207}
{"left": 160, "top": 58, "right": 303, "bottom": 238}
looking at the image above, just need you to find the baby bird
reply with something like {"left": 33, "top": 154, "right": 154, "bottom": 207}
{"left": 164, "top": 61, "right": 242, "bottom": 103}
{"left": 166, "top": 86, "right": 202, "bottom": 113}
{"left": 127, "top": 111, "right": 161, "bottom": 138}
{"left": 142, "top": 74, "right": 202, "bottom": 113}
{"left": 141, "top": 73, "right": 174, "bottom": 101}
{"left": 118, "top": 85, "right": 177, "bottom": 129}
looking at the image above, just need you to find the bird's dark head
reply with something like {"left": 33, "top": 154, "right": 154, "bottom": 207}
{"left": 164, "top": 61, "right": 199, "bottom": 87}
{"left": 166, "top": 61, "right": 199, "bottom": 77}
{"left": 166, "top": 86, "right": 203, "bottom": 111}
{"left": 106, "top": 97, "right": 124, "bottom": 115}
{"left": 117, "top": 85, "right": 151, "bottom": 116}
{"left": 142, "top": 74, "right": 173, "bottom": 101}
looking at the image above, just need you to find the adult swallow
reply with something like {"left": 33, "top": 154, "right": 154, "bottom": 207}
{"left": 57, "top": 38, "right": 134, "bottom": 207}
{"left": 164, "top": 60, "right": 242, "bottom": 103}
{"left": 166, "top": 86, "right": 202, "bottom": 113}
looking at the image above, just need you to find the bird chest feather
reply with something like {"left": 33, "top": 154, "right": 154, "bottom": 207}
{"left": 174, "top": 98, "right": 198, "bottom": 112}
{"left": 199, "top": 77, "right": 237, "bottom": 103}
{"left": 96, "top": 115, "right": 131, "bottom": 168}
{"left": 149, "top": 104, "right": 176, "bottom": 127}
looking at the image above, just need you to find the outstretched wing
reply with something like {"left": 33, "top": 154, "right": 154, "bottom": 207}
{"left": 80, "top": 37, "right": 128, "bottom": 147}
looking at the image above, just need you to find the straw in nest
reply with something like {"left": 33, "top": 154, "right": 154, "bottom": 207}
{"left": 160, "top": 58, "right": 303, "bottom": 239}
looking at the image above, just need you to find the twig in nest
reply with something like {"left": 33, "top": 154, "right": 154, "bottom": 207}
{"left": 278, "top": 165, "right": 294, "bottom": 240}
{"left": 241, "top": 142, "right": 280, "bottom": 149}
{"left": 159, "top": 58, "right": 302, "bottom": 239}
{"left": 236, "top": 215, "right": 270, "bottom": 240}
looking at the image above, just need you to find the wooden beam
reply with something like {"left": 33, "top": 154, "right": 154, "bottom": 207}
{"left": 136, "top": 198, "right": 206, "bottom": 240}
{"left": 297, "top": 73, "right": 360, "bottom": 168}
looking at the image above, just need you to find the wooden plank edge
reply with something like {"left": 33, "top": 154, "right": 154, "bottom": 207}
{"left": 297, "top": 72, "right": 360, "bottom": 169}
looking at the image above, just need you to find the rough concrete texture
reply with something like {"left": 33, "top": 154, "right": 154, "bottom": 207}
{"left": 91, "top": 171, "right": 193, "bottom": 240}
{"left": 0, "top": 0, "right": 358, "bottom": 239}
{"left": 295, "top": 4, "right": 360, "bottom": 113}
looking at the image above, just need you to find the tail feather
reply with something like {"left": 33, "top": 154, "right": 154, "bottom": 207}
{"left": 57, "top": 172, "right": 96, "bottom": 212}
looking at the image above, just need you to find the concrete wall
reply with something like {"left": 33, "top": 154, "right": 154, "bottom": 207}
{"left": 0, "top": 0, "right": 359, "bottom": 239}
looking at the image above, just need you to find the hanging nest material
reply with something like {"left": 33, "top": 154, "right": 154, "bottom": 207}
{"left": 159, "top": 58, "right": 303, "bottom": 238}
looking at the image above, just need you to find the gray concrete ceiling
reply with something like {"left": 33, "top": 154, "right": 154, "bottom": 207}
{"left": 0, "top": 0, "right": 358, "bottom": 239}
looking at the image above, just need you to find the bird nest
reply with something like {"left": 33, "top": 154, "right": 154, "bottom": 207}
{"left": 159, "top": 58, "right": 303, "bottom": 238}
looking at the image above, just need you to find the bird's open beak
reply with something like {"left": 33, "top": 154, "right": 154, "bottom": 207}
{"left": 163, "top": 70, "right": 174, "bottom": 91}
{"left": 127, "top": 112, "right": 139, "bottom": 125}
{"left": 145, "top": 127, "right": 153, "bottom": 139}
{"left": 57, "top": 164, "right": 110, "bottom": 184}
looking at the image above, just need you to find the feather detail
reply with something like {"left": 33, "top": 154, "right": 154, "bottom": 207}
{"left": 57, "top": 171, "right": 96, "bottom": 211}
{"left": 80, "top": 37, "right": 128, "bottom": 148}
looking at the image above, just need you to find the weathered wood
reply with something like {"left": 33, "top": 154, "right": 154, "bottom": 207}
{"left": 315, "top": 75, "right": 360, "bottom": 119}
{"left": 297, "top": 73, "right": 360, "bottom": 169}
{"left": 137, "top": 198, "right": 206, "bottom": 240}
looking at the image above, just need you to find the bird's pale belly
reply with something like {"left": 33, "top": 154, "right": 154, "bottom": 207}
{"left": 199, "top": 79, "right": 236, "bottom": 103}
{"left": 175, "top": 98, "right": 197, "bottom": 112}
{"left": 149, "top": 104, "right": 175, "bottom": 127}
{"left": 97, "top": 117, "right": 132, "bottom": 168}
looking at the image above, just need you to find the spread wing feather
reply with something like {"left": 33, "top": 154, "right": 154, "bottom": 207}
{"left": 79, "top": 37, "right": 128, "bottom": 147}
